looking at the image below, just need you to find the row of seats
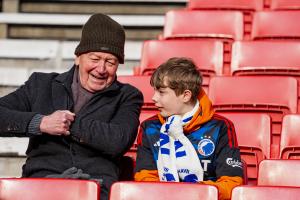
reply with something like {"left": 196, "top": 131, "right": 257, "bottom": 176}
{"left": 134, "top": 39, "right": 300, "bottom": 77}
{"left": 118, "top": 158, "right": 300, "bottom": 199}
{"left": 119, "top": 75, "right": 299, "bottom": 116}
{"left": 222, "top": 113, "right": 300, "bottom": 183}
{"left": 185, "top": 0, "right": 300, "bottom": 39}
{"left": 0, "top": 159, "right": 299, "bottom": 199}
{"left": 162, "top": 10, "right": 300, "bottom": 40}
{"left": 188, "top": 0, "right": 300, "bottom": 11}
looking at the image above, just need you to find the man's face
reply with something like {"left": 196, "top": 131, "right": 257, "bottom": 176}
{"left": 75, "top": 52, "right": 119, "bottom": 93}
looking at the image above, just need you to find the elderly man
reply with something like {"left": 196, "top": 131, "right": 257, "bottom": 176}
{"left": 0, "top": 13, "right": 143, "bottom": 200}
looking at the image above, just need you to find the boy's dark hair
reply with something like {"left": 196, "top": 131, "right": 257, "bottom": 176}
{"left": 150, "top": 57, "right": 202, "bottom": 102}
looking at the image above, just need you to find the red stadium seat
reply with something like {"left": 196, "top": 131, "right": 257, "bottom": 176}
{"left": 186, "top": 0, "right": 263, "bottom": 40}
{"left": 133, "top": 110, "right": 158, "bottom": 150}
{"left": 118, "top": 75, "right": 154, "bottom": 109}
{"left": 220, "top": 113, "right": 271, "bottom": 183}
{"left": 138, "top": 39, "right": 223, "bottom": 88}
{"left": 208, "top": 76, "right": 298, "bottom": 158}
{"left": 279, "top": 114, "right": 300, "bottom": 159}
{"left": 163, "top": 10, "right": 244, "bottom": 41}
{"left": 139, "top": 110, "right": 157, "bottom": 122}
{"left": 162, "top": 9, "right": 243, "bottom": 74}
{"left": 271, "top": 0, "right": 300, "bottom": 10}
{"left": 188, "top": 0, "right": 263, "bottom": 11}
{"left": 127, "top": 109, "right": 158, "bottom": 155}
{"left": 209, "top": 76, "right": 298, "bottom": 113}
{"left": 231, "top": 41, "right": 300, "bottom": 76}
{"left": 241, "top": 159, "right": 248, "bottom": 184}
{"left": 258, "top": 159, "right": 300, "bottom": 186}
{"left": 230, "top": 40, "right": 300, "bottom": 114}
{"left": 0, "top": 178, "right": 99, "bottom": 200}
{"left": 232, "top": 185, "right": 300, "bottom": 200}
{"left": 109, "top": 181, "right": 218, "bottom": 200}
{"left": 117, "top": 78, "right": 157, "bottom": 159}
{"left": 251, "top": 11, "right": 300, "bottom": 40}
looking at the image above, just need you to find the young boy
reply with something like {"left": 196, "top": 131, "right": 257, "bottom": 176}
{"left": 134, "top": 57, "right": 243, "bottom": 200}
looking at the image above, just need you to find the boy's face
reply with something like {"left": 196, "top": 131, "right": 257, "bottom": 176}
{"left": 152, "top": 86, "right": 186, "bottom": 117}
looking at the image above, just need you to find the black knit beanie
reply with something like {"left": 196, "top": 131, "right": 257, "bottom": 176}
{"left": 75, "top": 13, "right": 125, "bottom": 64}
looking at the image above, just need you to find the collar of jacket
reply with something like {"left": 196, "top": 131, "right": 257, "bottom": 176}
{"left": 51, "top": 65, "right": 122, "bottom": 111}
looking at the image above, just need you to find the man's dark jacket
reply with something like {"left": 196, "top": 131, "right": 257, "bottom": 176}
{"left": 0, "top": 66, "right": 143, "bottom": 196}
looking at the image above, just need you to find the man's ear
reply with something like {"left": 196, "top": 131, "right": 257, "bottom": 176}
{"left": 182, "top": 90, "right": 192, "bottom": 103}
{"left": 75, "top": 56, "right": 80, "bottom": 66}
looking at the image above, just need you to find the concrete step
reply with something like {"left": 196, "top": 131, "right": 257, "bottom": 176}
{"left": 3, "top": 0, "right": 186, "bottom": 14}
{"left": 0, "top": 39, "right": 142, "bottom": 59}
{"left": 0, "top": 13, "right": 164, "bottom": 40}
{"left": 0, "top": 137, "right": 27, "bottom": 177}
{"left": 0, "top": 39, "right": 143, "bottom": 82}
{"left": 0, "top": 157, "right": 25, "bottom": 178}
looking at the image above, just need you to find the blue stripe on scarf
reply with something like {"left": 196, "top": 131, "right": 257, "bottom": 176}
{"left": 165, "top": 116, "right": 175, "bottom": 133}
{"left": 161, "top": 148, "right": 170, "bottom": 155}
{"left": 182, "top": 116, "right": 193, "bottom": 123}
{"left": 160, "top": 133, "right": 170, "bottom": 155}
{"left": 175, "top": 141, "right": 187, "bottom": 158}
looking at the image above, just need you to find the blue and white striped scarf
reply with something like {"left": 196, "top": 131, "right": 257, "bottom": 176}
{"left": 157, "top": 101, "right": 204, "bottom": 182}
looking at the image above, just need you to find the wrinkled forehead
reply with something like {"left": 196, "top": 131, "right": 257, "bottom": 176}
{"left": 87, "top": 52, "right": 118, "bottom": 60}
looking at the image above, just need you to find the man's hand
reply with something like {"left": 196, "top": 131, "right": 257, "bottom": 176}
{"left": 40, "top": 110, "right": 75, "bottom": 136}
{"left": 45, "top": 167, "right": 91, "bottom": 179}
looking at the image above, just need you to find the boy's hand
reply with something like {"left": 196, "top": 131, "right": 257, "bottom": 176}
{"left": 166, "top": 115, "right": 183, "bottom": 140}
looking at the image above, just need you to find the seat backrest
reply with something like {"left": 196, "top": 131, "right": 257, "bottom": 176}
{"left": 209, "top": 76, "right": 298, "bottom": 160}
{"left": 252, "top": 11, "right": 300, "bottom": 40}
{"left": 232, "top": 185, "right": 300, "bottom": 200}
{"left": 163, "top": 10, "right": 244, "bottom": 40}
{"left": 258, "top": 159, "right": 300, "bottom": 186}
{"left": 131, "top": 109, "right": 158, "bottom": 150}
{"left": 280, "top": 114, "right": 300, "bottom": 159}
{"left": 231, "top": 41, "right": 300, "bottom": 76}
{"left": 241, "top": 159, "right": 248, "bottom": 184}
{"left": 271, "top": 0, "right": 300, "bottom": 10}
{"left": 219, "top": 113, "right": 271, "bottom": 181}
{"left": 208, "top": 76, "right": 298, "bottom": 114}
{"left": 118, "top": 75, "right": 154, "bottom": 109}
{"left": 188, "top": 0, "right": 263, "bottom": 11}
{"left": 139, "top": 39, "right": 223, "bottom": 78}
{"left": 220, "top": 113, "right": 271, "bottom": 158}
{"left": 139, "top": 110, "right": 157, "bottom": 124}
{"left": 110, "top": 181, "right": 218, "bottom": 200}
{"left": 0, "top": 178, "right": 99, "bottom": 200}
